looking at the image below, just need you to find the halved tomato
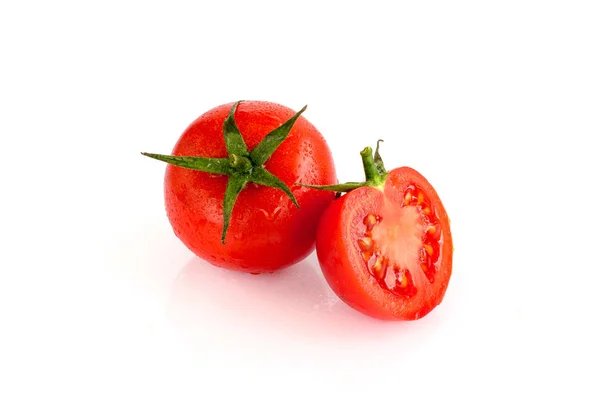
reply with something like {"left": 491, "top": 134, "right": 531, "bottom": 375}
{"left": 307, "top": 145, "right": 452, "bottom": 320}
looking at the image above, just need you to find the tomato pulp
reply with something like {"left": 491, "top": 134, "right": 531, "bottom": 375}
{"left": 315, "top": 165, "right": 452, "bottom": 320}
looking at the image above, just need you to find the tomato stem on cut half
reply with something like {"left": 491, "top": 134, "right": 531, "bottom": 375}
{"left": 298, "top": 140, "right": 388, "bottom": 193}
{"left": 141, "top": 100, "right": 304, "bottom": 244}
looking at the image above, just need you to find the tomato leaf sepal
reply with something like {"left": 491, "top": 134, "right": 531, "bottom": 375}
{"left": 297, "top": 141, "right": 388, "bottom": 194}
{"left": 140, "top": 153, "right": 233, "bottom": 175}
{"left": 297, "top": 182, "right": 365, "bottom": 192}
{"left": 142, "top": 100, "right": 306, "bottom": 243}
{"left": 250, "top": 105, "right": 307, "bottom": 166}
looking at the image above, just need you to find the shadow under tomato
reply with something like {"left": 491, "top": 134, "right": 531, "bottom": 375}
{"left": 166, "top": 252, "right": 443, "bottom": 347}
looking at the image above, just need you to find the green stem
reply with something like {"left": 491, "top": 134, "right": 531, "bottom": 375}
{"left": 360, "top": 146, "right": 386, "bottom": 186}
{"left": 360, "top": 147, "right": 378, "bottom": 182}
{"left": 229, "top": 154, "right": 253, "bottom": 173}
{"left": 296, "top": 141, "right": 389, "bottom": 195}
{"left": 297, "top": 182, "right": 364, "bottom": 193}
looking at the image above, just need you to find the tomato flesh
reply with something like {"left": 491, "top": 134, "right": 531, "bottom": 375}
{"left": 316, "top": 167, "right": 452, "bottom": 320}
{"left": 359, "top": 184, "right": 443, "bottom": 298}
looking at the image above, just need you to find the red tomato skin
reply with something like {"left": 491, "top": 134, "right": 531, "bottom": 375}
{"left": 165, "top": 101, "right": 337, "bottom": 273}
{"left": 316, "top": 167, "right": 453, "bottom": 320}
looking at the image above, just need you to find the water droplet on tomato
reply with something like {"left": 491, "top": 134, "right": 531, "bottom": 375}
{"left": 259, "top": 206, "right": 282, "bottom": 221}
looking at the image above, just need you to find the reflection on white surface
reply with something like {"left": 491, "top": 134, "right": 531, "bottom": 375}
{"left": 167, "top": 252, "right": 442, "bottom": 351}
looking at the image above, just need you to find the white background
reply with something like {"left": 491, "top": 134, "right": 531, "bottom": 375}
{"left": 1, "top": 1, "right": 599, "bottom": 398}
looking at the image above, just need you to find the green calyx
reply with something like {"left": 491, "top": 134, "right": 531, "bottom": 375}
{"left": 142, "top": 100, "right": 304, "bottom": 244}
{"left": 298, "top": 140, "right": 388, "bottom": 194}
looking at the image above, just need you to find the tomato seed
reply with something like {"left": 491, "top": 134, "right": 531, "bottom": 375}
{"left": 358, "top": 237, "right": 374, "bottom": 251}
{"left": 423, "top": 244, "right": 433, "bottom": 256}
{"left": 399, "top": 271, "right": 408, "bottom": 288}
{"left": 362, "top": 251, "right": 372, "bottom": 262}
{"left": 371, "top": 257, "right": 387, "bottom": 280}
{"left": 364, "top": 214, "right": 377, "bottom": 230}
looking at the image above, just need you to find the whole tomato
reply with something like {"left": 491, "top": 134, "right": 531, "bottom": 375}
{"left": 303, "top": 142, "right": 453, "bottom": 320}
{"left": 143, "top": 101, "right": 337, "bottom": 273}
